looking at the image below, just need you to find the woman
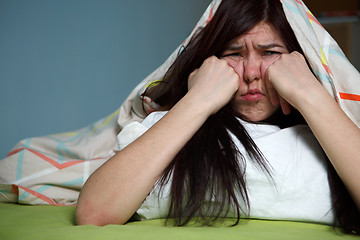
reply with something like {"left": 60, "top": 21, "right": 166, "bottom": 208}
{"left": 76, "top": 0, "right": 360, "bottom": 234}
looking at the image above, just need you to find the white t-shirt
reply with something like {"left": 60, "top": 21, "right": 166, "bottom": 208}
{"left": 117, "top": 111, "right": 334, "bottom": 224}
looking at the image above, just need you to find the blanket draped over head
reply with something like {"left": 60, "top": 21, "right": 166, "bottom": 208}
{"left": 0, "top": 0, "right": 359, "bottom": 207}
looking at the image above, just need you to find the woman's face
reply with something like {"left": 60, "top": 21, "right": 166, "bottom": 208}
{"left": 221, "top": 22, "right": 289, "bottom": 121}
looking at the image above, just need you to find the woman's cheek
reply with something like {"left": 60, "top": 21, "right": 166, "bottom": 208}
{"left": 223, "top": 56, "right": 238, "bottom": 68}
{"left": 260, "top": 61, "right": 272, "bottom": 80}
{"left": 223, "top": 57, "right": 246, "bottom": 85}
{"left": 232, "top": 60, "right": 245, "bottom": 83}
{"left": 260, "top": 56, "right": 281, "bottom": 79}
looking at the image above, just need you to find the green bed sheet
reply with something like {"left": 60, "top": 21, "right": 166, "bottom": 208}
{"left": 0, "top": 202, "right": 357, "bottom": 240}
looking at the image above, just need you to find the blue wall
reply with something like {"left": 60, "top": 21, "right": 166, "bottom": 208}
{"left": 0, "top": 0, "right": 211, "bottom": 158}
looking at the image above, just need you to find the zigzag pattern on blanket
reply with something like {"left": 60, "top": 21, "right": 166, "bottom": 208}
{"left": 0, "top": 110, "right": 120, "bottom": 205}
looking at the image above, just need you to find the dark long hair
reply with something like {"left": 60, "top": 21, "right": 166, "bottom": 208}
{"left": 145, "top": 0, "right": 360, "bottom": 234}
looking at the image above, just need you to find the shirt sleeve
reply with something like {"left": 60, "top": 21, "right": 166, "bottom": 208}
{"left": 116, "top": 111, "right": 168, "bottom": 151}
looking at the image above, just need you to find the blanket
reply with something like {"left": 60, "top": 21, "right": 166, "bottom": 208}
{"left": 1, "top": 0, "right": 359, "bottom": 208}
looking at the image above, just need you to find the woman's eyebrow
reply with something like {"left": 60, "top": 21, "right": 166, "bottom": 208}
{"left": 257, "top": 43, "right": 285, "bottom": 49}
{"left": 225, "top": 44, "right": 244, "bottom": 51}
{"left": 225, "top": 43, "right": 285, "bottom": 51}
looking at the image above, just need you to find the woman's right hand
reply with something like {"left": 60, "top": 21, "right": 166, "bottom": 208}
{"left": 76, "top": 57, "right": 236, "bottom": 226}
{"left": 76, "top": 57, "right": 239, "bottom": 227}
{"left": 187, "top": 56, "right": 240, "bottom": 115}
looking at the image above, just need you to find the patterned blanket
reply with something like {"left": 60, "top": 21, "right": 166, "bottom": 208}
{"left": 1, "top": 0, "right": 359, "bottom": 205}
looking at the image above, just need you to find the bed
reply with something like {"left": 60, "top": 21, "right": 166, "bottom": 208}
{"left": 1, "top": 0, "right": 360, "bottom": 239}
{"left": 1, "top": 202, "right": 358, "bottom": 240}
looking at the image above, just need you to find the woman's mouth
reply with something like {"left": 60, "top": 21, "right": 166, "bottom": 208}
{"left": 239, "top": 90, "right": 265, "bottom": 101}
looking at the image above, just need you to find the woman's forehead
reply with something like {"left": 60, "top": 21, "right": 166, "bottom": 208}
{"left": 227, "top": 22, "right": 285, "bottom": 48}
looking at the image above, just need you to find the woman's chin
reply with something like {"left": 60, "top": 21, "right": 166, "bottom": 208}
{"left": 232, "top": 104, "right": 279, "bottom": 122}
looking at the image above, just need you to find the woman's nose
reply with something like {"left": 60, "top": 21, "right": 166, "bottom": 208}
{"left": 243, "top": 55, "right": 261, "bottom": 82}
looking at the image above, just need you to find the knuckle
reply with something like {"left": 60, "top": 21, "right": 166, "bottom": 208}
{"left": 205, "top": 56, "right": 217, "bottom": 64}
{"left": 218, "top": 57, "right": 227, "bottom": 64}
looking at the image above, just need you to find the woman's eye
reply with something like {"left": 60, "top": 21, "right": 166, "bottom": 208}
{"left": 263, "top": 51, "right": 280, "bottom": 56}
{"left": 222, "top": 52, "right": 242, "bottom": 58}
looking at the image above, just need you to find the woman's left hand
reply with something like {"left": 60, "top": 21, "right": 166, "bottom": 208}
{"left": 266, "top": 51, "right": 360, "bottom": 210}
{"left": 265, "top": 51, "right": 325, "bottom": 114}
